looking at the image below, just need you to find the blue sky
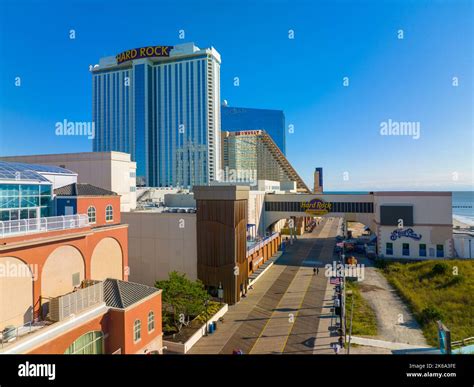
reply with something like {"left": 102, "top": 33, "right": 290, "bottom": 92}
{"left": 0, "top": 0, "right": 472, "bottom": 190}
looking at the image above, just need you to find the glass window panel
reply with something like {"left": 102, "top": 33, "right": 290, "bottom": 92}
{"left": 40, "top": 185, "right": 52, "bottom": 195}
{"left": 40, "top": 196, "right": 51, "bottom": 206}
{"left": 20, "top": 184, "right": 39, "bottom": 196}
{"left": 21, "top": 196, "right": 39, "bottom": 207}
{"left": 0, "top": 196, "right": 19, "bottom": 209}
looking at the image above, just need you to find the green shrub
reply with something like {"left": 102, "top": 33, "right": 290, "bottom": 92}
{"left": 431, "top": 262, "right": 449, "bottom": 275}
{"left": 419, "top": 305, "right": 443, "bottom": 325}
{"left": 374, "top": 259, "right": 389, "bottom": 270}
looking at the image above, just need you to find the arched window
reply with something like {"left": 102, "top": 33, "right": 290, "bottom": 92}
{"left": 64, "top": 331, "right": 104, "bottom": 354}
{"left": 105, "top": 205, "right": 113, "bottom": 222}
{"left": 87, "top": 206, "right": 96, "bottom": 224}
{"left": 134, "top": 319, "right": 141, "bottom": 342}
{"left": 148, "top": 311, "right": 155, "bottom": 332}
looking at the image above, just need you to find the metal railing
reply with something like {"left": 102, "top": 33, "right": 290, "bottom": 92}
{"left": 0, "top": 280, "right": 103, "bottom": 350}
{"left": 0, "top": 321, "right": 43, "bottom": 349}
{"left": 0, "top": 214, "right": 89, "bottom": 238}
{"left": 247, "top": 232, "right": 279, "bottom": 256}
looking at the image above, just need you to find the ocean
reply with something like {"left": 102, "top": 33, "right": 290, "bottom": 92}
{"left": 452, "top": 191, "right": 474, "bottom": 226}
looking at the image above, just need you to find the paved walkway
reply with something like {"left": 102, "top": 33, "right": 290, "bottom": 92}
{"left": 350, "top": 336, "right": 430, "bottom": 350}
{"left": 189, "top": 218, "right": 340, "bottom": 354}
{"left": 248, "top": 252, "right": 281, "bottom": 286}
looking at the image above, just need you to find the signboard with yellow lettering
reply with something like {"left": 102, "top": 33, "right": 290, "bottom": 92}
{"left": 116, "top": 46, "right": 174, "bottom": 64}
{"left": 301, "top": 198, "right": 332, "bottom": 215}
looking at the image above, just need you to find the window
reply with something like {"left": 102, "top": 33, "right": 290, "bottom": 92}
{"left": 87, "top": 206, "right": 96, "bottom": 223}
{"left": 134, "top": 319, "right": 141, "bottom": 342}
{"left": 105, "top": 205, "right": 113, "bottom": 222}
{"left": 402, "top": 243, "right": 410, "bottom": 256}
{"left": 64, "top": 331, "right": 104, "bottom": 354}
{"left": 419, "top": 244, "right": 427, "bottom": 257}
{"left": 148, "top": 311, "right": 155, "bottom": 332}
{"left": 436, "top": 244, "right": 444, "bottom": 258}
{"left": 386, "top": 243, "right": 393, "bottom": 255}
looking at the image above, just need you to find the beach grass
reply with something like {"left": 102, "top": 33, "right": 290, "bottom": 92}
{"left": 345, "top": 280, "right": 378, "bottom": 337}
{"left": 379, "top": 259, "right": 474, "bottom": 346}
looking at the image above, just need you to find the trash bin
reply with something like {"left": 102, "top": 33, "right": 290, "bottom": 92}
{"left": 208, "top": 323, "right": 214, "bottom": 334}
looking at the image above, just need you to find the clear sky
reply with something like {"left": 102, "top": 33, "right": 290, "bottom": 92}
{"left": 0, "top": 0, "right": 472, "bottom": 191}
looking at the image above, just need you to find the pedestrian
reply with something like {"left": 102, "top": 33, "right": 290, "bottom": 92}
{"left": 313, "top": 267, "right": 316, "bottom": 275}
{"left": 338, "top": 336, "right": 344, "bottom": 349}
{"left": 317, "top": 267, "right": 320, "bottom": 275}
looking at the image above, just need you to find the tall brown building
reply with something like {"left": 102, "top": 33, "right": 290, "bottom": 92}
{"left": 194, "top": 185, "right": 249, "bottom": 304}
{"left": 314, "top": 167, "right": 323, "bottom": 193}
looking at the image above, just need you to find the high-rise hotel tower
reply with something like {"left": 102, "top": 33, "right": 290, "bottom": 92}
{"left": 92, "top": 43, "right": 221, "bottom": 187}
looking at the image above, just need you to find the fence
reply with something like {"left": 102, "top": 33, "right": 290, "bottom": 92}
{"left": 49, "top": 281, "right": 103, "bottom": 322}
{"left": 0, "top": 214, "right": 89, "bottom": 238}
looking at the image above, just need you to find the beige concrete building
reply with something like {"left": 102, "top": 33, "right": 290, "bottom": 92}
{"left": 122, "top": 211, "right": 197, "bottom": 286}
{"left": 0, "top": 152, "right": 137, "bottom": 212}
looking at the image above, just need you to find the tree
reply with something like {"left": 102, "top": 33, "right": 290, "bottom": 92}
{"left": 155, "top": 271, "right": 209, "bottom": 332}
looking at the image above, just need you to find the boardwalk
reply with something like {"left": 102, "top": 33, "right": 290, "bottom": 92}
{"left": 189, "top": 217, "right": 340, "bottom": 354}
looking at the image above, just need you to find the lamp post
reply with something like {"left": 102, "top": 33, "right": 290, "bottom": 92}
{"left": 217, "top": 282, "right": 224, "bottom": 305}
{"left": 204, "top": 299, "right": 209, "bottom": 336}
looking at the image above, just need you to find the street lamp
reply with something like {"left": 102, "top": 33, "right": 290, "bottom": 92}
{"left": 204, "top": 299, "right": 210, "bottom": 336}
{"left": 217, "top": 282, "right": 224, "bottom": 305}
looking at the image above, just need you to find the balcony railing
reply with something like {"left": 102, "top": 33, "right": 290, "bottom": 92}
{"left": 0, "top": 280, "right": 103, "bottom": 350}
{"left": 0, "top": 214, "right": 89, "bottom": 239}
{"left": 247, "top": 232, "right": 279, "bottom": 256}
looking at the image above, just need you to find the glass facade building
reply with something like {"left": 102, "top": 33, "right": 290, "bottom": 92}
{"left": 0, "top": 162, "right": 55, "bottom": 221}
{"left": 92, "top": 43, "right": 222, "bottom": 188}
{"left": 221, "top": 106, "right": 286, "bottom": 155}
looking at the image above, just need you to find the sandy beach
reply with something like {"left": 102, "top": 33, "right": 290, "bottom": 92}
{"left": 453, "top": 217, "right": 474, "bottom": 230}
